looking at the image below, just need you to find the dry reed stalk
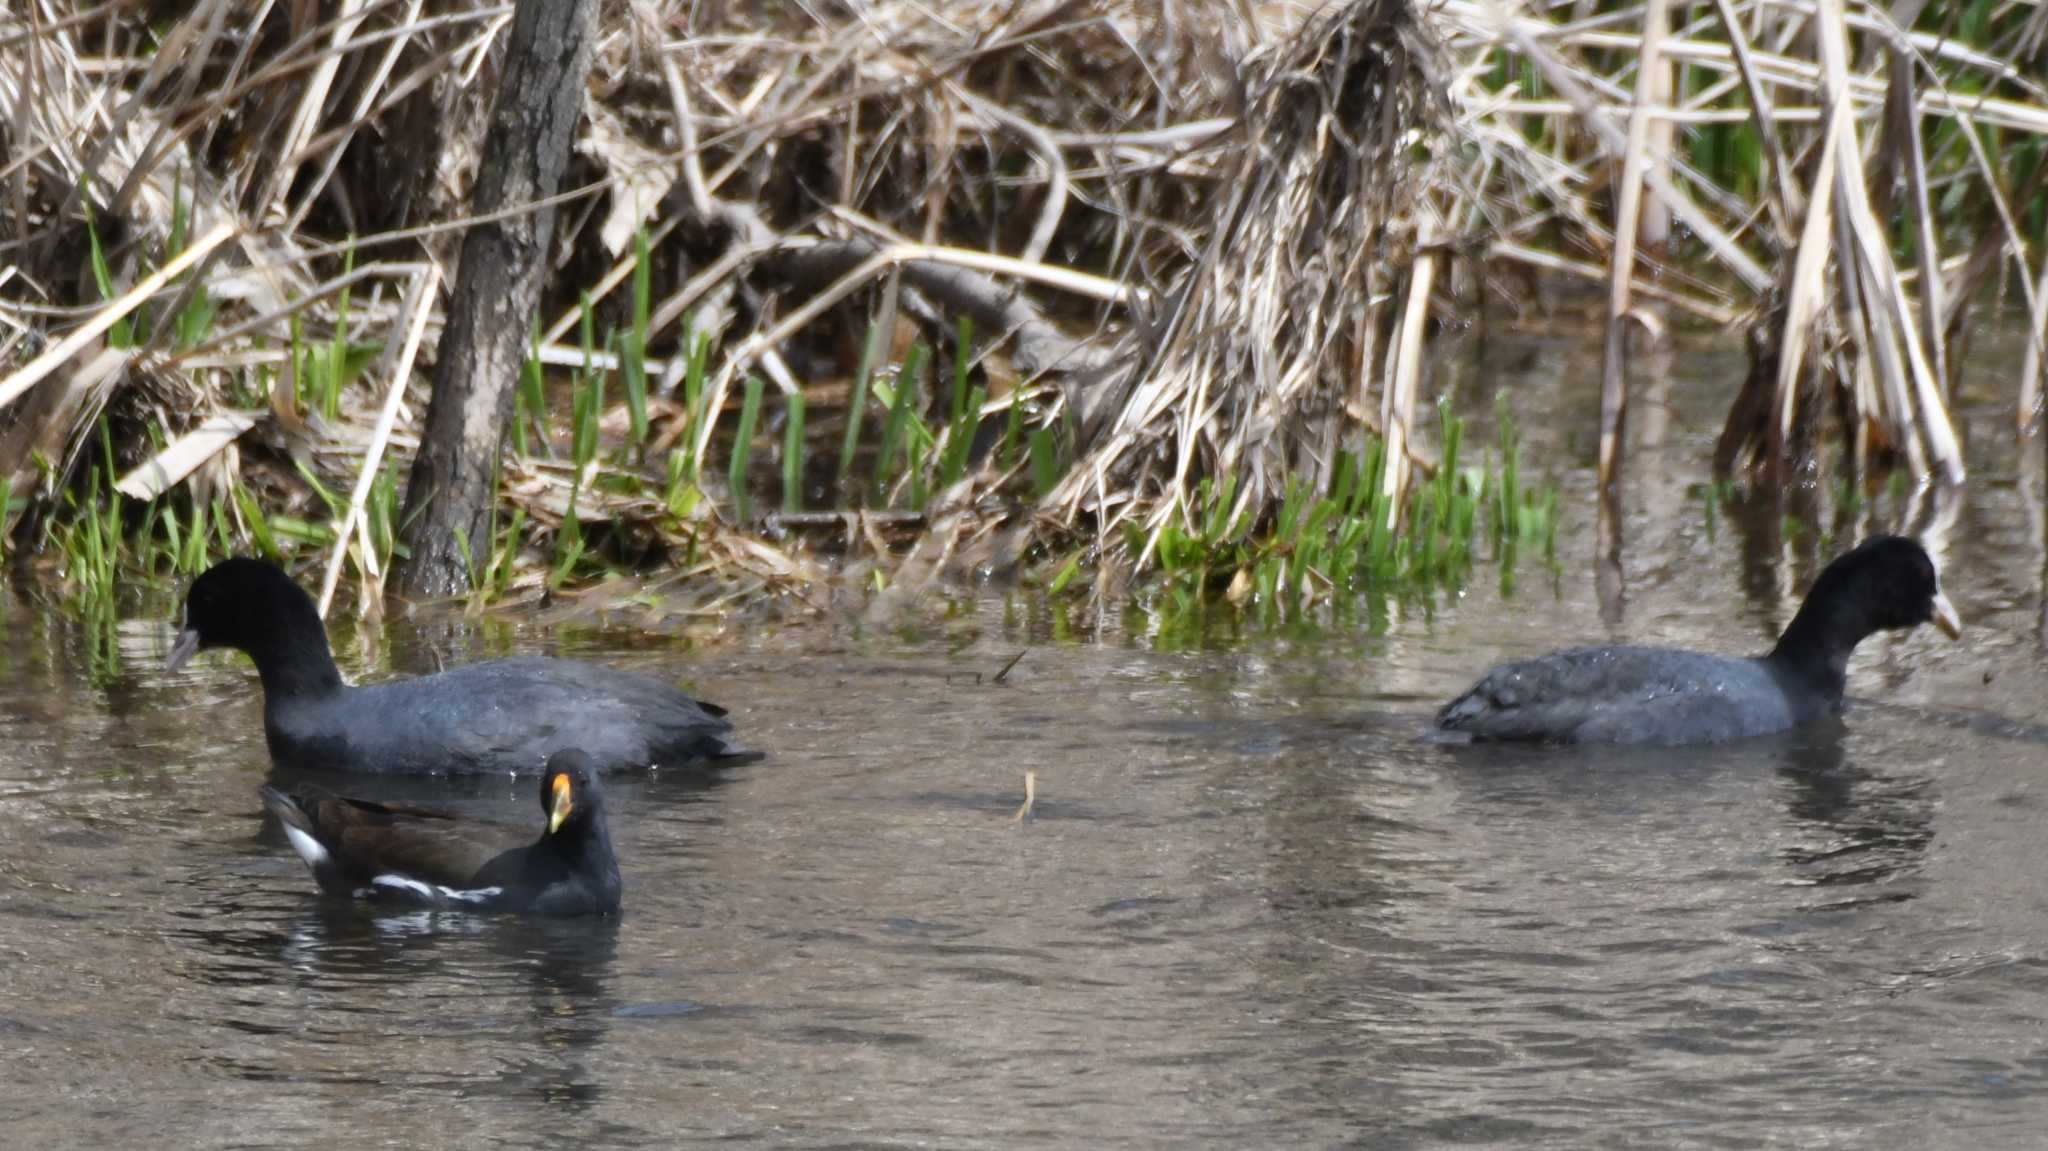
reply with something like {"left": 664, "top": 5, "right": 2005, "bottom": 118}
{"left": 316, "top": 260, "right": 440, "bottom": 618}
{"left": 1010, "top": 768, "right": 1037, "bottom": 823}
{"left": 113, "top": 410, "right": 258, "bottom": 501}
{"left": 282, "top": 0, "right": 425, "bottom": 234}
{"left": 1045, "top": 0, "right": 1440, "bottom": 559}
{"left": 1384, "top": 211, "right": 1438, "bottom": 527}
{"left": 1903, "top": 138, "right": 1946, "bottom": 400}
{"left": 1601, "top": 0, "right": 1668, "bottom": 491}
{"left": 1817, "top": 0, "right": 1960, "bottom": 482}
{"left": 1474, "top": 1, "right": 1772, "bottom": 290}
{"left": 1776, "top": 108, "right": 1842, "bottom": 462}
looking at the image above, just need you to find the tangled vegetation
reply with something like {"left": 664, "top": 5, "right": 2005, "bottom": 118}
{"left": 0, "top": 0, "right": 2042, "bottom": 624}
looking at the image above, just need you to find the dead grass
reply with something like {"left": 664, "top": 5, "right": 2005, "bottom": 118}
{"left": 1, "top": 0, "right": 2045, "bottom": 605}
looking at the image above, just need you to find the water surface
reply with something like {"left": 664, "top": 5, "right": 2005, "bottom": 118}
{"left": 6, "top": 328, "right": 2048, "bottom": 1147}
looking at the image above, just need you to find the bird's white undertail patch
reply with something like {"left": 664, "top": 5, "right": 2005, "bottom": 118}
{"left": 368, "top": 874, "right": 503, "bottom": 905}
{"left": 281, "top": 823, "right": 331, "bottom": 869}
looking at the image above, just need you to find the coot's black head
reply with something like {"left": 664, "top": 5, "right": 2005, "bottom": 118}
{"left": 1812, "top": 535, "right": 1960, "bottom": 638}
{"left": 540, "top": 749, "right": 607, "bottom": 836}
{"left": 168, "top": 559, "right": 338, "bottom": 692}
{"left": 1770, "top": 535, "right": 1960, "bottom": 685}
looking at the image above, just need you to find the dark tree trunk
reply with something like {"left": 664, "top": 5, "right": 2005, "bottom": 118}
{"left": 395, "top": 0, "right": 596, "bottom": 598}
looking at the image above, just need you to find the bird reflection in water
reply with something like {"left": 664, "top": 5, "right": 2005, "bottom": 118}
{"left": 271, "top": 902, "right": 622, "bottom": 1111}
{"left": 1770, "top": 726, "right": 1935, "bottom": 907}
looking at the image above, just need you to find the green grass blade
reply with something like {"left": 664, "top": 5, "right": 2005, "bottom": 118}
{"left": 729, "top": 375, "right": 765, "bottom": 523}
{"left": 783, "top": 391, "right": 806, "bottom": 514}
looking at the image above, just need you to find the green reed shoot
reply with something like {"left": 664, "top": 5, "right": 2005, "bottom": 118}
{"left": 937, "top": 383, "right": 986, "bottom": 493}
{"left": 56, "top": 469, "right": 118, "bottom": 602}
{"left": 211, "top": 497, "right": 234, "bottom": 556}
{"left": 464, "top": 506, "right": 526, "bottom": 598}
{"left": 1492, "top": 394, "right": 1522, "bottom": 542}
{"left": 289, "top": 314, "right": 306, "bottom": 409}
{"left": 367, "top": 458, "right": 401, "bottom": 565}
{"left": 551, "top": 498, "right": 585, "bottom": 590}
{"left": 952, "top": 316, "right": 973, "bottom": 420}
{"left": 874, "top": 342, "right": 928, "bottom": 504}
{"left": 1139, "top": 398, "right": 1558, "bottom": 633}
{"left": 729, "top": 375, "right": 765, "bottom": 523}
{"left": 838, "top": 317, "right": 886, "bottom": 488}
{"left": 578, "top": 290, "right": 597, "bottom": 385}
{"left": 783, "top": 391, "right": 806, "bottom": 514}
{"left": 180, "top": 497, "right": 210, "bottom": 574}
{"left": 1029, "top": 427, "right": 1059, "bottom": 498}
{"left": 323, "top": 243, "right": 356, "bottom": 420}
{"left": 234, "top": 486, "right": 279, "bottom": 560}
{"left": 454, "top": 525, "right": 479, "bottom": 592}
{"left": 571, "top": 346, "right": 604, "bottom": 474}
{"left": 296, "top": 459, "right": 345, "bottom": 521}
{"left": 134, "top": 497, "right": 161, "bottom": 574}
{"left": 1000, "top": 394, "right": 1026, "bottom": 469}
{"left": 1047, "top": 553, "right": 1081, "bottom": 595}
{"left": 167, "top": 187, "right": 216, "bottom": 352}
{"left": 84, "top": 204, "right": 134, "bottom": 350}
{"left": 494, "top": 507, "right": 526, "bottom": 593}
{"left": 621, "top": 228, "right": 652, "bottom": 454}
{"left": 681, "top": 327, "right": 710, "bottom": 475}
{"left": 515, "top": 318, "right": 547, "bottom": 457}
{"left": 907, "top": 436, "right": 929, "bottom": 511}
{"left": 663, "top": 448, "right": 698, "bottom": 519}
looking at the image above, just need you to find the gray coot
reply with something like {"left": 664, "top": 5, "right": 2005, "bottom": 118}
{"left": 170, "top": 557, "right": 751, "bottom": 774}
{"left": 1436, "top": 535, "right": 1962, "bottom": 746}
{"left": 261, "top": 749, "right": 622, "bottom": 915}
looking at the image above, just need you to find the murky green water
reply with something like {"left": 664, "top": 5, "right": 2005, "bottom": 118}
{"left": 6, "top": 326, "right": 2048, "bottom": 1147}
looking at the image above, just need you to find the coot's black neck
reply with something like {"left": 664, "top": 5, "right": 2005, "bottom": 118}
{"left": 1765, "top": 594, "right": 1870, "bottom": 702}
{"left": 244, "top": 599, "right": 346, "bottom": 701}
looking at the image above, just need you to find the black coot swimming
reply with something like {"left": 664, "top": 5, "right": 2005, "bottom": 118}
{"left": 261, "top": 749, "right": 622, "bottom": 915}
{"left": 1436, "top": 535, "right": 1962, "bottom": 746}
{"left": 170, "top": 557, "right": 751, "bottom": 774}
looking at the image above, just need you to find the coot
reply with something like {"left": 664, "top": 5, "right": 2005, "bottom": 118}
{"left": 261, "top": 749, "right": 621, "bottom": 915}
{"left": 170, "top": 557, "right": 750, "bottom": 773}
{"left": 1436, "top": 535, "right": 1961, "bottom": 746}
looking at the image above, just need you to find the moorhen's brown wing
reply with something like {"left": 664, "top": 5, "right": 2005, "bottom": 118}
{"left": 267, "top": 787, "right": 523, "bottom": 892}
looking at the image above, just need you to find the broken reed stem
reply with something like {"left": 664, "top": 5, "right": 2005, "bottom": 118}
{"left": 1815, "top": 0, "right": 1961, "bottom": 482}
{"left": 315, "top": 260, "right": 440, "bottom": 618}
{"left": 1892, "top": 55, "right": 1948, "bottom": 400}
{"left": 1383, "top": 212, "right": 1436, "bottom": 528}
{"left": 1601, "top": 0, "right": 1667, "bottom": 491}
{"left": 1010, "top": 769, "right": 1037, "bottom": 823}
{"left": 676, "top": 236, "right": 1133, "bottom": 471}
{"left": 1777, "top": 108, "right": 1843, "bottom": 454}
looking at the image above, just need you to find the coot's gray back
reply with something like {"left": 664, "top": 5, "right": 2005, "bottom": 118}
{"left": 268, "top": 656, "right": 741, "bottom": 773}
{"left": 1436, "top": 646, "right": 1804, "bottom": 746}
